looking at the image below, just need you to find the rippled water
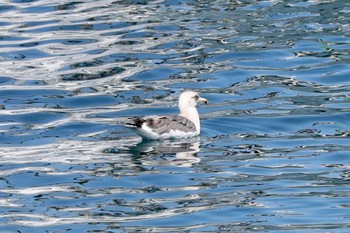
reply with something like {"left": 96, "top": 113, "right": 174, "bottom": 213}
{"left": 1, "top": 0, "right": 350, "bottom": 232}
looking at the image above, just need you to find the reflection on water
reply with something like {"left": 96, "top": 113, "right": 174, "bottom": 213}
{"left": 1, "top": 0, "right": 350, "bottom": 232}
{"left": 127, "top": 137, "right": 201, "bottom": 167}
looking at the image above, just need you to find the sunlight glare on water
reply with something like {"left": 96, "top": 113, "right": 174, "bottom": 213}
{"left": 0, "top": 0, "right": 350, "bottom": 232}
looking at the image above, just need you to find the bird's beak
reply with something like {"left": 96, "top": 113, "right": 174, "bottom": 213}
{"left": 198, "top": 96, "right": 208, "bottom": 104}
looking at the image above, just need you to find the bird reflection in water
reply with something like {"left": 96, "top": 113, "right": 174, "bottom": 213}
{"left": 128, "top": 137, "right": 201, "bottom": 167}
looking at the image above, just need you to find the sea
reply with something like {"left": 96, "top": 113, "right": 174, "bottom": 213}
{"left": 0, "top": 0, "right": 350, "bottom": 232}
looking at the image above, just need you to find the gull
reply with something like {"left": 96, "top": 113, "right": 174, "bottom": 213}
{"left": 126, "top": 90, "right": 208, "bottom": 140}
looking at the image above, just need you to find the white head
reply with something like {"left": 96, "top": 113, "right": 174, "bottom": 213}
{"left": 178, "top": 91, "right": 208, "bottom": 110}
{"left": 178, "top": 91, "right": 208, "bottom": 133}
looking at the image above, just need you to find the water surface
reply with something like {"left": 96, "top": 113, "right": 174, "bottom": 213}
{"left": 1, "top": 0, "right": 350, "bottom": 232}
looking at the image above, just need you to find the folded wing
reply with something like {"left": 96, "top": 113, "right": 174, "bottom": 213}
{"left": 129, "top": 115, "right": 197, "bottom": 134}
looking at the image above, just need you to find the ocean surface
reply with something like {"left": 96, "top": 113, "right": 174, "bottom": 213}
{"left": 1, "top": 0, "right": 350, "bottom": 232}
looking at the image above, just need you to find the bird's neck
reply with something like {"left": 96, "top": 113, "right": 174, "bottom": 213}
{"left": 179, "top": 106, "right": 200, "bottom": 132}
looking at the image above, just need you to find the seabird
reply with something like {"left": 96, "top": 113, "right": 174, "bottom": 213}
{"left": 126, "top": 90, "right": 208, "bottom": 140}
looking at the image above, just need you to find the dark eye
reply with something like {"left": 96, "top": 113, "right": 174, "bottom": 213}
{"left": 193, "top": 95, "right": 199, "bottom": 100}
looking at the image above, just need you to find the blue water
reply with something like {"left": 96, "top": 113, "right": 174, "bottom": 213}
{"left": 1, "top": 0, "right": 350, "bottom": 232}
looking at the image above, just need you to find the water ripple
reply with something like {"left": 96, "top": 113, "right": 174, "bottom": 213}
{"left": 1, "top": 0, "right": 350, "bottom": 232}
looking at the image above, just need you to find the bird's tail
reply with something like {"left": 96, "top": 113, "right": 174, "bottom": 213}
{"left": 123, "top": 117, "right": 145, "bottom": 128}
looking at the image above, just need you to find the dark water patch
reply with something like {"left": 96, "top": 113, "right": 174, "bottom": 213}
{"left": 69, "top": 61, "right": 102, "bottom": 69}
{"left": 55, "top": 95, "right": 120, "bottom": 108}
{"left": 86, "top": 14, "right": 122, "bottom": 22}
{"left": 152, "top": 38, "right": 204, "bottom": 55}
{"left": 0, "top": 89, "right": 69, "bottom": 110}
{"left": 17, "top": 20, "right": 58, "bottom": 30}
{"left": 0, "top": 35, "right": 29, "bottom": 41}
{"left": 122, "top": 30, "right": 169, "bottom": 40}
{"left": 55, "top": 1, "right": 83, "bottom": 11}
{"left": 0, "top": 89, "right": 67, "bottom": 99}
{"left": 0, "top": 77, "right": 16, "bottom": 85}
{"left": 85, "top": 49, "right": 106, "bottom": 55}
{"left": 62, "top": 38, "right": 99, "bottom": 45}
{"left": 20, "top": 5, "right": 56, "bottom": 14}
{"left": 207, "top": 50, "right": 289, "bottom": 63}
{"left": 99, "top": 52, "right": 175, "bottom": 64}
{"left": 117, "top": 0, "right": 153, "bottom": 5}
{"left": 10, "top": 0, "right": 36, "bottom": 3}
{"left": 82, "top": 21, "right": 137, "bottom": 31}
{"left": 116, "top": 89, "right": 171, "bottom": 104}
{"left": 21, "top": 24, "right": 93, "bottom": 33}
{"left": 0, "top": 49, "right": 50, "bottom": 60}
{"left": 18, "top": 41, "right": 39, "bottom": 47}
{"left": 95, "top": 53, "right": 138, "bottom": 63}
{"left": 124, "top": 67, "right": 185, "bottom": 82}
{"left": 21, "top": 80, "right": 47, "bottom": 86}
{"left": 100, "top": 29, "right": 135, "bottom": 37}
{"left": 61, "top": 67, "right": 125, "bottom": 81}
{"left": 22, "top": 21, "right": 141, "bottom": 34}
{"left": 152, "top": 24, "right": 183, "bottom": 32}
{"left": 0, "top": 111, "right": 66, "bottom": 124}
{"left": 112, "top": 40, "right": 144, "bottom": 46}
{"left": 73, "top": 87, "right": 99, "bottom": 94}
{"left": 0, "top": 5, "right": 16, "bottom": 13}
